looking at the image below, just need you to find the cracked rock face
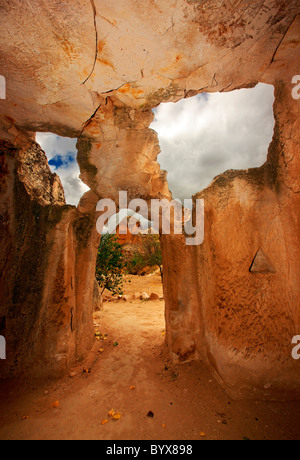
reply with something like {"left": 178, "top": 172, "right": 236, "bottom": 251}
{"left": 0, "top": 0, "right": 299, "bottom": 134}
{"left": 0, "top": 1, "right": 299, "bottom": 399}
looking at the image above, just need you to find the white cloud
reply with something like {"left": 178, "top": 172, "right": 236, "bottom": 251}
{"left": 36, "top": 132, "right": 90, "bottom": 206}
{"left": 150, "top": 83, "right": 275, "bottom": 201}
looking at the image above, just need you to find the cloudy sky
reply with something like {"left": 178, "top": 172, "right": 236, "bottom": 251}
{"left": 36, "top": 83, "right": 275, "bottom": 206}
{"left": 150, "top": 83, "right": 275, "bottom": 202}
{"left": 36, "top": 132, "right": 89, "bottom": 205}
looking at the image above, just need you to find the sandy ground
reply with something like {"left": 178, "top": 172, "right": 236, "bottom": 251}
{"left": 0, "top": 274, "right": 300, "bottom": 441}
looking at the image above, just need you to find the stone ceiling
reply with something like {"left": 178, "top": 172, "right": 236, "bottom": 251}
{"left": 0, "top": 0, "right": 299, "bottom": 138}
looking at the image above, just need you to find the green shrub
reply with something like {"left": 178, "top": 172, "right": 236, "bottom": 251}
{"left": 95, "top": 234, "right": 126, "bottom": 296}
{"left": 126, "top": 234, "right": 163, "bottom": 280}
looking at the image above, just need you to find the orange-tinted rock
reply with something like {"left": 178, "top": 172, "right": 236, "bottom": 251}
{"left": 250, "top": 250, "right": 276, "bottom": 274}
{"left": 162, "top": 83, "right": 300, "bottom": 399}
{"left": 93, "top": 280, "right": 103, "bottom": 311}
{"left": 0, "top": 130, "right": 99, "bottom": 377}
{"left": 150, "top": 293, "right": 160, "bottom": 301}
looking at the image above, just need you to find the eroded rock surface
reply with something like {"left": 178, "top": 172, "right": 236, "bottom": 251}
{"left": 0, "top": 1, "right": 299, "bottom": 398}
{"left": 0, "top": 0, "right": 299, "bottom": 133}
{"left": 0, "top": 128, "right": 98, "bottom": 377}
{"left": 162, "top": 81, "right": 300, "bottom": 399}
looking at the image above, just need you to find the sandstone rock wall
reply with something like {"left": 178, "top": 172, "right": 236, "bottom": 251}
{"left": 0, "top": 129, "right": 99, "bottom": 377}
{"left": 162, "top": 80, "right": 300, "bottom": 399}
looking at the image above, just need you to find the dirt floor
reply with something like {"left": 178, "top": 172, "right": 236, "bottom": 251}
{"left": 0, "top": 274, "right": 300, "bottom": 441}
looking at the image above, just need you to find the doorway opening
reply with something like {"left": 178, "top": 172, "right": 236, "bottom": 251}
{"left": 94, "top": 84, "right": 276, "bottom": 333}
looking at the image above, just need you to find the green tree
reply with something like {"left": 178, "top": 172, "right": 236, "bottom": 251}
{"left": 142, "top": 234, "right": 163, "bottom": 281}
{"left": 126, "top": 234, "right": 163, "bottom": 281}
{"left": 95, "top": 234, "right": 126, "bottom": 296}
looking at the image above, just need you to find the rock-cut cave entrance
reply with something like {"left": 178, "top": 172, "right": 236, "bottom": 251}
{"left": 34, "top": 130, "right": 167, "bottom": 368}
{"left": 34, "top": 83, "right": 276, "bottom": 371}
{"left": 31, "top": 83, "right": 277, "bottom": 381}
{"left": 89, "top": 83, "right": 277, "bottom": 373}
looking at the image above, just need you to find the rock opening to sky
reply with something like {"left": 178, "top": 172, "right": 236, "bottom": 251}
{"left": 151, "top": 83, "right": 275, "bottom": 202}
{"left": 35, "top": 133, "right": 90, "bottom": 206}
